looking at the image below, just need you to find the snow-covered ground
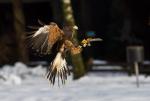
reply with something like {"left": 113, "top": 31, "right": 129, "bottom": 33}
{"left": 0, "top": 62, "right": 150, "bottom": 101}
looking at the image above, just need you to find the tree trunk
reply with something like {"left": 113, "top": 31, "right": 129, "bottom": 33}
{"left": 12, "top": 0, "right": 28, "bottom": 63}
{"left": 50, "top": 0, "right": 63, "bottom": 25}
{"left": 61, "top": 0, "right": 85, "bottom": 79}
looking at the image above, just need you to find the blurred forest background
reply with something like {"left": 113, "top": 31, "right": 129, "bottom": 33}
{"left": 0, "top": 0, "right": 149, "bottom": 66}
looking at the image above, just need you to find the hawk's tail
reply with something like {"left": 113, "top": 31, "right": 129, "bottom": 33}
{"left": 46, "top": 52, "right": 70, "bottom": 86}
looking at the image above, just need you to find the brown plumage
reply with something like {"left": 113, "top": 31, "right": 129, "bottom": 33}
{"left": 27, "top": 22, "right": 102, "bottom": 86}
{"left": 27, "top": 22, "right": 81, "bottom": 85}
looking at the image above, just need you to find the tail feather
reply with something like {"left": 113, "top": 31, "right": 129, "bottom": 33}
{"left": 46, "top": 52, "right": 70, "bottom": 85}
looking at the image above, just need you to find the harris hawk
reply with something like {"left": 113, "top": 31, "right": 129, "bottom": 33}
{"left": 27, "top": 21, "right": 102, "bottom": 85}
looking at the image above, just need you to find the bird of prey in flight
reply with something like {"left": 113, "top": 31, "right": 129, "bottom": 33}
{"left": 27, "top": 21, "right": 102, "bottom": 85}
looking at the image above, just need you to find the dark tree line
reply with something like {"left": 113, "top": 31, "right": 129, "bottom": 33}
{"left": 0, "top": 0, "right": 149, "bottom": 67}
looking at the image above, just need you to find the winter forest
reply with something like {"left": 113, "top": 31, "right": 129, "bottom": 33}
{"left": 0, "top": 0, "right": 150, "bottom": 101}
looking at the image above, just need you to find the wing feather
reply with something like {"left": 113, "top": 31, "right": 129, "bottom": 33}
{"left": 27, "top": 23, "right": 64, "bottom": 54}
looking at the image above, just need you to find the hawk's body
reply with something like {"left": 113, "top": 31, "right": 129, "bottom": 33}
{"left": 27, "top": 22, "right": 102, "bottom": 85}
{"left": 27, "top": 22, "right": 81, "bottom": 85}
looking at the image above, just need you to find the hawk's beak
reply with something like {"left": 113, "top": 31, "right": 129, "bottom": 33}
{"left": 73, "top": 25, "right": 78, "bottom": 30}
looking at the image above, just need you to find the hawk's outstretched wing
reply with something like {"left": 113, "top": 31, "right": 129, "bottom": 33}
{"left": 27, "top": 22, "right": 64, "bottom": 54}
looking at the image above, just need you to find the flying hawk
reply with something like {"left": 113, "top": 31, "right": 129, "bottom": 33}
{"left": 27, "top": 22, "right": 102, "bottom": 85}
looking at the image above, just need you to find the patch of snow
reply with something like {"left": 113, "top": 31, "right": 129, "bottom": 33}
{"left": 143, "top": 60, "right": 150, "bottom": 65}
{"left": 0, "top": 62, "right": 46, "bottom": 85}
{"left": 0, "top": 62, "right": 150, "bottom": 101}
{"left": 92, "top": 66, "right": 122, "bottom": 70}
{"left": 0, "top": 72, "right": 21, "bottom": 85}
{"left": 93, "top": 60, "right": 108, "bottom": 65}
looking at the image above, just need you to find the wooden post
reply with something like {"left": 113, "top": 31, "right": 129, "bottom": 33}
{"left": 127, "top": 46, "right": 144, "bottom": 88}
{"left": 134, "top": 62, "right": 140, "bottom": 88}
